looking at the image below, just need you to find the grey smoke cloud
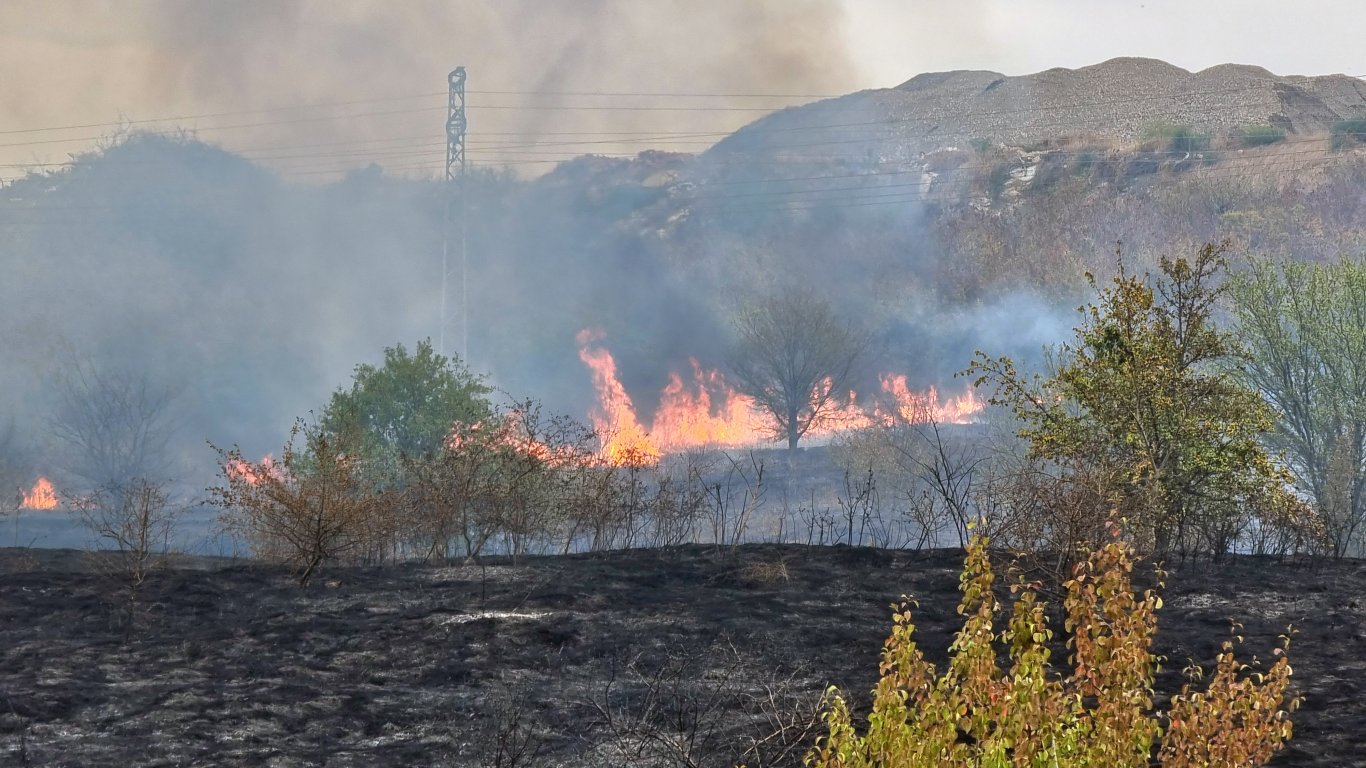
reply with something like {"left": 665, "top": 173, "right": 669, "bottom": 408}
{"left": 0, "top": 0, "right": 862, "bottom": 177}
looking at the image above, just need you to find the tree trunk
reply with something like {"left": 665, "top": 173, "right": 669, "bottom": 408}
{"left": 786, "top": 406, "right": 800, "bottom": 450}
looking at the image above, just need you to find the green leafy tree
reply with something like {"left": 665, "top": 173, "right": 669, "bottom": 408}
{"left": 970, "top": 243, "right": 1304, "bottom": 558}
{"left": 1229, "top": 256, "right": 1366, "bottom": 557}
{"left": 319, "top": 340, "right": 491, "bottom": 486}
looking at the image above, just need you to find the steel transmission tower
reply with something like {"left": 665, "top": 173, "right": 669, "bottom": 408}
{"left": 440, "top": 66, "right": 468, "bottom": 360}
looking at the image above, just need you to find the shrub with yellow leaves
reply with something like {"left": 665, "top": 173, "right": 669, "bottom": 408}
{"left": 802, "top": 533, "right": 1298, "bottom": 768}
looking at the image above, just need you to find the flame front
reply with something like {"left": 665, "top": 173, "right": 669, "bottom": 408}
{"left": 652, "top": 360, "right": 770, "bottom": 449}
{"left": 877, "top": 375, "right": 985, "bottom": 425}
{"left": 576, "top": 329, "right": 661, "bottom": 465}
{"left": 577, "top": 331, "right": 984, "bottom": 463}
{"left": 21, "top": 477, "right": 57, "bottom": 510}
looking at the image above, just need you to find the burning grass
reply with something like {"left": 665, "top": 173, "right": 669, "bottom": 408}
{"left": 577, "top": 329, "right": 983, "bottom": 464}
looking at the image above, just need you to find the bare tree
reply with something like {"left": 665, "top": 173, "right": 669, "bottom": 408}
{"left": 0, "top": 421, "right": 29, "bottom": 519}
{"left": 727, "top": 287, "right": 868, "bottom": 449}
{"left": 47, "top": 354, "right": 178, "bottom": 489}
{"left": 892, "top": 419, "right": 988, "bottom": 548}
{"left": 69, "top": 478, "right": 179, "bottom": 632}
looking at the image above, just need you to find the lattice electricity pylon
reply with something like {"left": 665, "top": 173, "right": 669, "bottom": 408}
{"left": 446, "top": 67, "right": 467, "bottom": 181}
{"left": 440, "top": 66, "right": 469, "bottom": 360}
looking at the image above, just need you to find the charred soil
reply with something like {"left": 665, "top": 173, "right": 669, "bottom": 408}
{"left": 1, "top": 545, "right": 1362, "bottom": 766}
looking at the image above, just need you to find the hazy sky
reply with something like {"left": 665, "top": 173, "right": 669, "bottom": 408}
{"left": 1, "top": 0, "right": 1361, "bottom": 180}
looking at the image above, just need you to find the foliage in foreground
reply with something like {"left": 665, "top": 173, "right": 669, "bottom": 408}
{"left": 804, "top": 534, "right": 1298, "bottom": 768}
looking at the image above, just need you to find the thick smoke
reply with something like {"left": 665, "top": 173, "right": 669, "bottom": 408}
{"left": 0, "top": 0, "right": 861, "bottom": 505}
{"left": 0, "top": 3, "right": 1088, "bottom": 555}
{"left": 0, "top": 0, "right": 861, "bottom": 175}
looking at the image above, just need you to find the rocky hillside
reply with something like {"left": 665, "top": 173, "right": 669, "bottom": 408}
{"left": 707, "top": 57, "right": 1366, "bottom": 165}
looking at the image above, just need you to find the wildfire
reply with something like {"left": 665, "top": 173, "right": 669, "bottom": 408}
{"left": 576, "top": 330, "right": 985, "bottom": 463}
{"left": 577, "top": 329, "right": 663, "bottom": 465}
{"left": 877, "top": 374, "right": 985, "bottom": 425}
{"left": 21, "top": 477, "right": 57, "bottom": 510}
{"left": 225, "top": 455, "right": 280, "bottom": 486}
{"left": 447, "top": 414, "right": 587, "bottom": 467}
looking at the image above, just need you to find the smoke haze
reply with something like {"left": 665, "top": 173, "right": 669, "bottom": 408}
{"left": 0, "top": 0, "right": 861, "bottom": 177}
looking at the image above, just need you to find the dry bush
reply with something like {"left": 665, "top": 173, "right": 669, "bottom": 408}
{"left": 984, "top": 454, "right": 1123, "bottom": 577}
{"left": 402, "top": 416, "right": 522, "bottom": 562}
{"left": 644, "top": 453, "right": 714, "bottom": 549}
{"left": 211, "top": 419, "right": 390, "bottom": 586}
{"left": 474, "top": 693, "right": 547, "bottom": 768}
{"left": 806, "top": 533, "right": 1298, "bottom": 767}
{"left": 698, "top": 453, "right": 765, "bottom": 552}
{"left": 738, "top": 558, "right": 790, "bottom": 588}
{"left": 588, "top": 640, "right": 822, "bottom": 768}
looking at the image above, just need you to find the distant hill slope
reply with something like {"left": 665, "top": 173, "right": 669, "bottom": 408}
{"left": 708, "top": 57, "right": 1366, "bottom": 162}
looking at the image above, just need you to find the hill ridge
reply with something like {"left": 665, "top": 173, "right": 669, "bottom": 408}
{"left": 708, "top": 57, "right": 1366, "bottom": 162}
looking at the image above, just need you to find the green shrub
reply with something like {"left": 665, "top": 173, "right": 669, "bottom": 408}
{"left": 1236, "top": 124, "right": 1287, "bottom": 147}
{"left": 1330, "top": 117, "right": 1366, "bottom": 150}
{"left": 1073, "top": 149, "right": 1100, "bottom": 176}
{"left": 1142, "top": 122, "right": 1211, "bottom": 154}
{"left": 803, "top": 534, "right": 1299, "bottom": 767}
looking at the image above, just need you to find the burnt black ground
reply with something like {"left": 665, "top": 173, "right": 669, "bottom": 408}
{"left": 1, "top": 545, "right": 1363, "bottom": 767}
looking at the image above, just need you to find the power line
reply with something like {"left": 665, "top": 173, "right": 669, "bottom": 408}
{"left": 1, "top": 77, "right": 1362, "bottom": 182}
{"left": 5, "top": 140, "right": 1360, "bottom": 213}
{"left": 3, "top": 74, "right": 1360, "bottom": 149}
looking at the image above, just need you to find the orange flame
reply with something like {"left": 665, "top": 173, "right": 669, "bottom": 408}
{"left": 225, "top": 455, "right": 279, "bottom": 485}
{"left": 877, "top": 375, "right": 985, "bottom": 425}
{"left": 447, "top": 414, "right": 586, "bottom": 466}
{"left": 576, "top": 331, "right": 984, "bottom": 463}
{"left": 577, "top": 329, "right": 662, "bottom": 465}
{"left": 652, "top": 360, "right": 771, "bottom": 449}
{"left": 21, "top": 477, "right": 57, "bottom": 510}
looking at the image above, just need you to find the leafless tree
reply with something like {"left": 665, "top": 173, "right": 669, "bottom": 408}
{"left": 0, "top": 421, "right": 29, "bottom": 519}
{"left": 47, "top": 354, "right": 178, "bottom": 488}
{"left": 727, "top": 287, "right": 868, "bottom": 449}
{"left": 891, "top": 419, "right": 988, "bottom": 548}
{"left": 69, "top": 478, "right": 179, "bottom": 632}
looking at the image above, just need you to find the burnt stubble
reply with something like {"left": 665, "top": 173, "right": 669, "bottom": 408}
{"left": 1, "top": 546, "right": 1361, "bottom": 766}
